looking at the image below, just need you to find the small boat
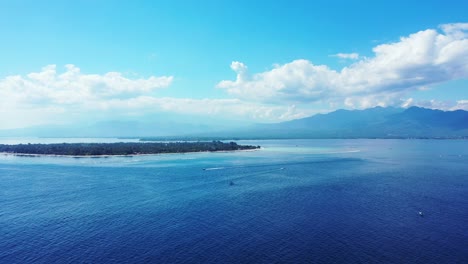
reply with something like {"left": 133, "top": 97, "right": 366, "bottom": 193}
{"left": 419, "top": 211, "right": 424, "bottom": 216}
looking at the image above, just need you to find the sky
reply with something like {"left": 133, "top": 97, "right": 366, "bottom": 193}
{"left": 0, "top": 0, "right": 467, "bottom": 129}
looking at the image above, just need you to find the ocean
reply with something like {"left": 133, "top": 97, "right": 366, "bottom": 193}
{"left": 0, "top": 139, "right": 467, "bottom": 263}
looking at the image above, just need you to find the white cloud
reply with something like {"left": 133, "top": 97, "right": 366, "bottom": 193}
{"left": 2, "top": 23, "right": 468, "bottom": 129}
{"left": 455, "top": 100, "right": 468, "bottom": 110}
{"left": 344, "top": 93, "right": 404, "bottom": 109}
{"left": 0, "top": 65, "right": 312, "bottom": 128}
{"left": 90, "top": 96, "right": 311, "bottom": 122}
{"left": 400, "top": 98, "right": 468, "bottom": 111}
{"left": 0, "top": 65, "right": 169, "bottom": 128}
{"left": 0, "top": 64, "right": 173, "bottom": 105}
{"left": 331, "top": 53, "right": 360, "bottom": 60}
{"left": 218, "top": 59, "right": 337, "bottom": 102}
{"left": 218, "top": 23, "right": 468, "bottom": 106}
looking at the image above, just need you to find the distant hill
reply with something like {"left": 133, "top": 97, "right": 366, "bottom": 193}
{"left": 1, "top": 107, "right": 467, "bottom": 139}
{"left": 138, "top": 107, "right": 468, "bottom": 141}
{"left": 242, "top": 106, "right": 468, "bottom": 139}
{"left": 0, "top": 120, "right": 242, "bottom": 138}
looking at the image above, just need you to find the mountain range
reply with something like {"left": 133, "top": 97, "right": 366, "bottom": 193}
{"left": 0, "top": 107, "right": 467, "bottom": 139}
{"left": 241, "top": 106, "right": 468, "bottom": 139}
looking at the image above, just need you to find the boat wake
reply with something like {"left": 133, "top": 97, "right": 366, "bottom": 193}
{"left": 203, "top": 167, "right": 225, "bottom": 171}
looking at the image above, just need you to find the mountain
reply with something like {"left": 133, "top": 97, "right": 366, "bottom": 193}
{"left": 244, "top": 106, "right": 468, "bottom": 139}
{"left": 1, "top": 107, "right": 467, "bottom": 139}
{"left": 138, "top": 106, "right": 468, "bottom": 140}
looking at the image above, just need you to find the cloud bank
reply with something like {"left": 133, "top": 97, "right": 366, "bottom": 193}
{"left": 92, "top": 97, "right": 308, "bottom": 121}
{"left": 401, "top": 98, "right": 468, "bottom": 111}
{"left": 0, "top": 64, "right": 173, "bottom": 105}
{"left": 1, "top": 23, "right": 467, "bottom": 129}
{"left": 218, "top": 23, "right": 468, "bottom": 108}
{"left": 0, "top": 65, "right": 306, "bottom": 128}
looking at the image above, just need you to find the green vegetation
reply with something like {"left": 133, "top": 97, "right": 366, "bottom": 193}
{"left": 0, "top": 141, "right": 260, "bottom": 156}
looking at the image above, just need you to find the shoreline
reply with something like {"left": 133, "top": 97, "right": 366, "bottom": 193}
{"left": 0, "top": 148, "right": 261, "bottom": 158}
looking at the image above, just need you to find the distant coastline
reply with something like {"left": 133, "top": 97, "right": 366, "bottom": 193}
{"left": 139, "top": 136, "right": 468, "bottom": 141}
{"left": 0, "top": 141, "right": 260, "bottom": 157}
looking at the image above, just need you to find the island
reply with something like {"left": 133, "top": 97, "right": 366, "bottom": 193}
{"left": 0, "top": 141, "right": 260, "bottom": 156}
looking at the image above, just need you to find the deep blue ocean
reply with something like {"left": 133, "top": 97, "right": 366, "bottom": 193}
{"left": 0, "top": 139, "right": 467, "bottom": 263}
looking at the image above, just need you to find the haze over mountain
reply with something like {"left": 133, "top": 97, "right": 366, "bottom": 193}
{"left": 243, "top": 106, "right": 468, "bottom": 139}
{"left": 164, "top": 106, "right": 468, "bottom": 139}
{"left": 2, "top": 106, "right": 466, "bottom": 139}
{"left": 0, "top": 119, "right": 249, "bottom": 138}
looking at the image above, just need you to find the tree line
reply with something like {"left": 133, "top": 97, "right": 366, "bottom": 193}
{"left": 0, "top": 141, "right": 260, "bottom": 156}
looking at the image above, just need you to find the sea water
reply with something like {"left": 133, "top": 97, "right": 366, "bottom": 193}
{"left": 0, "top": 139, "right": 467, "bottom": 263}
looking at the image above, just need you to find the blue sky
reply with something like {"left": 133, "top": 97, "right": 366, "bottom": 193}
{"left": 0, "top": 0, "right": 467, "bottom": 129}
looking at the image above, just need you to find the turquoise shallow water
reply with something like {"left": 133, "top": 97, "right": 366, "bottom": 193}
{"left": 0, "top": 139, "right": 467, "bottom": 263}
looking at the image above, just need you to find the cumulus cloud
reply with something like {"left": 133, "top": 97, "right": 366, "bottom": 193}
{"left": 218, "top": 59, "right": 337, "bottom": 102}
{"left": 401, "top": 98, "right": 468, "bottom": 111}
{"left": 3, "top": 23, "right": 468, "bottom": 128}
{"left": 218, "top": 23, "right": 468, "bottom": 107}
{"left": 0, "top": 65, "right": 310, "bottom": 128}
{"left": 0, "top": 64, "right": 173, "bottom": 105}
{"left": 331, "top": 53, "right": 360, "bottom": 60}
{"left": 344, "top": 93, "right": 404, "bottom": 109}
